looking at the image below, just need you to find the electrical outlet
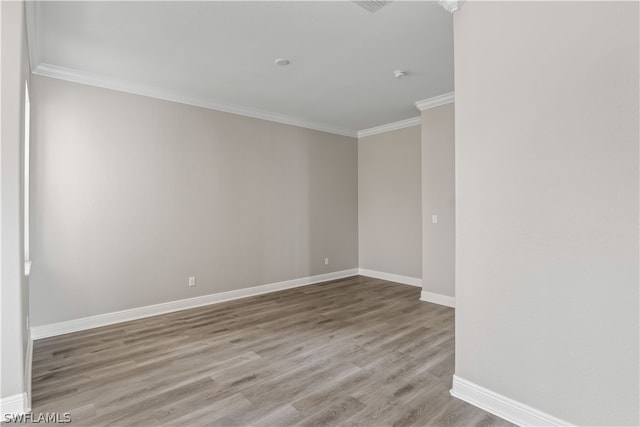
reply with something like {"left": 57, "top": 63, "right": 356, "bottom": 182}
{"left": 324, "top": 258, "right": 329, "bottom": 265}
{"left": 188, "top": 276, "right": 196, "bottom": 287}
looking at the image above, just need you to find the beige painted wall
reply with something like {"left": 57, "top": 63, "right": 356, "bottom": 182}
{"left": 421, "top": 103, "right": 455, "bottom": 299}
{"left": 1, "top": 0, "right": 31, "bottom": 405}
{"left": 29, "top": 75, "right": 358, "bottom": 326}
{"left": 358, "top": 126, "right": 422, "bottom": 279}
{"left": 454, "top": 2, "right": 639, "bottom": 425}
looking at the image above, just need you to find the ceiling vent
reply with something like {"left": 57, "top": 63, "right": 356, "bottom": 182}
{"left": 353, "top": 1, "right": 388, "bottom": 13}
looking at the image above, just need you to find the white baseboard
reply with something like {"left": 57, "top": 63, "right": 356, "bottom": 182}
{"left": 0, "top": 393, "right": 27, "bottom": 417}
{"left": 420, "top": 290, "right": 455, "bottom": 308}
{"left": 451, "top": 375, "right": 572, "bottom": 427}
{"left": 31, "top": 269, "right": 358, "bottom": 339}
{"left": 358, "top": 269, "right": 422, "bottom": 287}
{"left": 357, "top": 270, "right": 455, "bottom": 309}
{"left": 24, "top": 332, "right": 33, "bottom": 412}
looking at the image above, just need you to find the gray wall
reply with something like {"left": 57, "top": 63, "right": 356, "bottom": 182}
{"left": 454, "top": 2, "right": 639, "bottom": 425}
{"left": 1, "top": 0, "right": 30, "bottom": 406}
{"left": 29, "top": 75, "right": 358, "bottom": 326}
{"left": 358, "top": 126, "right": 422, "bottom": 279}
{"left": 421, "top": 103, "right": 455, "bottom": 298}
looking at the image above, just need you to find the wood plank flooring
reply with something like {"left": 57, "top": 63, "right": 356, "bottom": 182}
{"left": 28, "top": 275, "right": 514, "bottom": 426}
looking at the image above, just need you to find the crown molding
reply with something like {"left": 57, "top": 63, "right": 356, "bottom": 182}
{"left": 32, "top": 63, "right": 359, "bottom": 138}
{"left": 25, "top": 0, "right": 40, "bottom": 72}
{"left": 439, "top": 0, "right": 465, "bottom": 13}
{"left": 357, "top": 116, "right": 421, "bottom": 138}
{"left": 415, "top": 92, "right": 455, "bottom": 111}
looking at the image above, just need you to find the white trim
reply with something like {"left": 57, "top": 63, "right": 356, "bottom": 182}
{"left": 31, "top": 269, "right": 358, "bottom": 339}
{"left": 25, "top": 1, "right": 40, "bottom": 71}
{"left": 420, "top": 290, "right": 455, "bottom": 308}
{"left": 357, "top": 117, "right": 421, "bottom": 138}
{"left": 0, "top": 393, "right": 27, "bottom": 417}
{"left": 415, "top": 92, "right": 455, "bottom": 111}
{"left": 451, "top": 375, "right": 573, "bottom": 427}
{"left": 358, "top": 269, "right": 422, "bottom": 287}
{"left": 24, "top": 332, "right": 33, "bottom": 412}
{"left": 23, "top": 82, "right": 31, "bottom": 268}
{"left": 32, "top": 63, "right": 358, "bottom": 138}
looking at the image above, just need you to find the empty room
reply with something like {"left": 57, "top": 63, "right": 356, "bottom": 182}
{"left": 1, "top": 1, "right": 638, "bottom": 426}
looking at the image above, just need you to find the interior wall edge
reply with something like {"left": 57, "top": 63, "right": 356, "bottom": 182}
{"left": 23, "top": 333, "right": 32, "bottom": 413}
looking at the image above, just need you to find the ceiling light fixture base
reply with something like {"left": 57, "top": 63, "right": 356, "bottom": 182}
{"left": 393, "top": 70, "right": 408, "bottom": 79}
{"left": 439, "top": 0, "right": 464, "bottom": 13}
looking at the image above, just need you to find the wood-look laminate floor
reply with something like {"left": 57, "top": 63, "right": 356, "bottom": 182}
{"left": 28, "top": 276, "right": 514, "bottom": 426}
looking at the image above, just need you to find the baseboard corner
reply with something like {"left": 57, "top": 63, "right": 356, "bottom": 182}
{"left": 420, "top": 290, "right": 455, "bottom": 308}
{"left": 358, "top": 268, "right": 422, "bottom": 287}
{"left": 450, "top": 375, "right": 572, "bottom": 427}
{"left": 0, "top": 393, "right": 28, "bottom": 418}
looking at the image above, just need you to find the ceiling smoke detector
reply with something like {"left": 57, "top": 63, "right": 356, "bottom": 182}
{"left": 275, "top": 58, "right": 290, "bottom": 66}
{"left": 353, "top": 1, "right": 388, "bottom": 13}
{"left": 393, "top": 70, "right": 408, "bottom": 79}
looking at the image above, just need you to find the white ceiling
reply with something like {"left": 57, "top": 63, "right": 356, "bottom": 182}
{"left": 28, "top": 1, "right": 454, "bottom": 136}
